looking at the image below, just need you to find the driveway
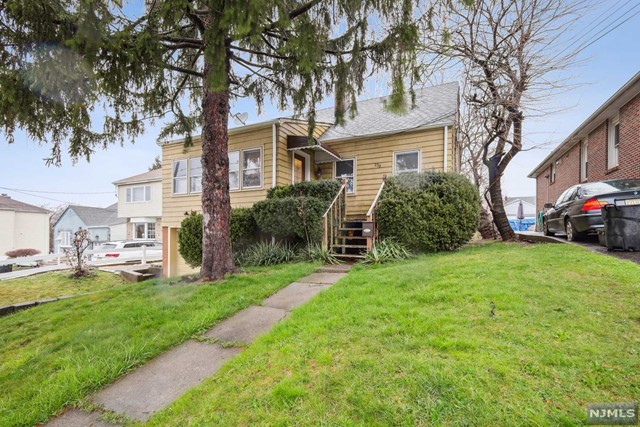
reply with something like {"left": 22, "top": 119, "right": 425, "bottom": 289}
{"left": 559, "top": 234, "right": 640, "bottom": 264}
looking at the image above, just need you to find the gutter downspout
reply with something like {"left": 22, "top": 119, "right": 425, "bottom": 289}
{"left": 443, "top": 126, "right": 449, "bottom": 172}
{"left": 272, "top": 123, "right": 277, "bottom": 188}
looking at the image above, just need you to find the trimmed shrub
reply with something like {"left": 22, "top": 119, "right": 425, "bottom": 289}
{"left": 5, "top": 248, "right": 40, "bottom": 258}
{"left": 178, "top": 212, "right": 203, "bottom": 268}
{"left": 230, "top": 208, "right": 258, "bottom": 249}
{"left": 253, "top": 196, "right": 327, "bottom": 245}
{"left": 376, "top": 172, "right": 480, "bottom": 252}
{"left": 267, "top": 180, "right": 341, "bottom": 203}
{"left": 179, "top": 208, "right": 260, "bottom": 268}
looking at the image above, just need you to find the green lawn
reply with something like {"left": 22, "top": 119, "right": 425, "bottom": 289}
{"left": 0, "top": 262, "right": 317, "bottom": 427}
{"left": 0, "top": 270, "right": 130, "bottom": 306}
{"left": 147, "top": 243, "right": 640, "bottom": 426}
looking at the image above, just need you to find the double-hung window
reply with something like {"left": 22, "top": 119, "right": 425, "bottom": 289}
{"left": 608, "top": 114, "right": 620, "bottom": 169}
{"left": 335, "top": 159, "right": 355, "bottom": 194}
{"left": 134, "top": 222, "right": 156, "bottom": 239}
{"left": 242, "top": 148, "right": 262, "bottom": 188}
{"left": 172, "top": 160, "right": 188, "bottom": 194}
{"left": 580, "top": 139, "right": 588, "bottom": 182}
{"left": 394, "top": 150, "right": 420, "bottom": 174}
{"left": 126, "top": 185, "right": 151, "bottom": 203}
{"left": 190, "top": 157, "right": 202, "bottom": 193}
{"left": 229, "top": 151, "right": 240, "bottom": 190}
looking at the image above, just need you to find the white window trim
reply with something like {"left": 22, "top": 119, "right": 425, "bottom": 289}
{"left": 608, "top": 114, "right": 620, "bottom": 169}
{"left": 393, "top": 149, "right": 422, "bottom": 175}
{"left": 241, "top": 147, "right": 263, "bottom": 190}
{"left": 551, "top": 161, "right": 557, "bottom": 184}
{"left": 229, "top": 150, "right": 240, "bottom": 191}
{"left": 333, "top": 157, "right": 356, "bottom": 195}
{"left": 126, "top": 185, "right": 152, "bottom": 203}
{"left": 291, "top": 151, "right": 311, "bottom": 183}
{"left": 133, "top": 222, "right": 156, "bottom": 240}
{"left": 189, "top": 157, "right": 202, "bottom": 194}
{"left": 172, "top": 159, "right": 188, "bottom": 195}
{"left": 580, "top": 138, "right": 588, "bottom": 182}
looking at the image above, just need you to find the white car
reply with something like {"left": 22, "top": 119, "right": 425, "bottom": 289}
{"left": 92, "top": 241, "right": 162, "bottom": 261}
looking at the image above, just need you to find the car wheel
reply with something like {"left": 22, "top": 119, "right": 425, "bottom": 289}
{"left": 565, "top": 218, "right": 584, "bottom": 242}
{"left": 543, "top": 219, "right": 554, "bottom": 236}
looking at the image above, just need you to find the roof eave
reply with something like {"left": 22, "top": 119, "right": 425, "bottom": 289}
{"left": 528, "top": 71, "right": 640, "bottom": 178}
{"left": 319, "top": 119, "right": 456, "bottom": 144}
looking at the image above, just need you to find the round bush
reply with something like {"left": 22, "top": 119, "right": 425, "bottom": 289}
{"left": 178, "top": 212, "right": 203, "bottom": 268}
{"left": 376, "top": 172, "right": 480, "bottom": 252}
{"left": 179, "top": 208, "right": 260, "bottom": 268}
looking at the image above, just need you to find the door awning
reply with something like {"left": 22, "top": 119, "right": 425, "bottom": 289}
{"left": 286, "top": 135, "right": 341, "bottom": 163}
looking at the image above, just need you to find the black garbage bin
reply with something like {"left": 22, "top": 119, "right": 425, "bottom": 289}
{"left": 601, "top": 203, "right": 640, "bottom": 251}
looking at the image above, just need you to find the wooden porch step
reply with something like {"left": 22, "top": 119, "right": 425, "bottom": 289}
{"left": 331, "top": 244, "right": 368, "bottom": 249}
{"left": 332, "top": 253, "right": 365, "bottom": 259}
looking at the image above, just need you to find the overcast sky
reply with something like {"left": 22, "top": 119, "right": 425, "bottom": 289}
{"left": 1, "top": 0, "right": 639, "bottom": 210}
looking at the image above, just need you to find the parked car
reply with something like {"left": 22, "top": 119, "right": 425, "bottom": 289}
{"left": 92, "top": 240, "right": 162, "bottom": 260}
{"left": 542, "top": 179, "right": 640, "bottom": 241}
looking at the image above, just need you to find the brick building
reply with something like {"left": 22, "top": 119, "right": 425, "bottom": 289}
{"left": 529, "top": 71, "right": 640, "bottom": 213}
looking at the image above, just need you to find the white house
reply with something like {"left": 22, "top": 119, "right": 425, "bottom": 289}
{"left": 0, "top": 194, "right": 50, "bottom": 255}
{"left": 112, "top": 169, "right": 162, "bottom": 241}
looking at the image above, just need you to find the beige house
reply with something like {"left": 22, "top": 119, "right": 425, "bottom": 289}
{"left": 113, "top": 169, "right": 163, "bottom": 242}
{"left": 161, "top": 82, "right": 460, "bottom": 277}
{"left": 0, "top": 194, "right": 50, "bottom": 256}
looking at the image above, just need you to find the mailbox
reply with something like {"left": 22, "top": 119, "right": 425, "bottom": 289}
{"left": 361, "top": 221, "right": 374, "bottom": 237}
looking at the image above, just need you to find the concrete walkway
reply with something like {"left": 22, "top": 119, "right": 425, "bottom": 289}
{"left": 45, "top": 264, "right": 351, "bottom": 426}
{"left": 0, "top": 264, "right": 69, "bottom": 281}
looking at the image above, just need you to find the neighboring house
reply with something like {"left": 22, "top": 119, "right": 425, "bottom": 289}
{"left": 112, "top": 169, "right": 162, "bottom": 242}
{"left": 53, "top": 204, "right": 125, "bottom": 253}
{"left": 529, "top": 71, "right": 640, "bottom": 213}
{"left": 161, "top": 82, "right": 460, "bottom": 277}
{"left": 0, "top": 194, "right": 50, "bottom": 256}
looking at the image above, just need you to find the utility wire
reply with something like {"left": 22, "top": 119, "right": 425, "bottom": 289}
{"left": 0, "top": 186, "right": 114, "bottom": 195}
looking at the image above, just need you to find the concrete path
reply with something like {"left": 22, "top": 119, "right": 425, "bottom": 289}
{"left": 0, "top": 264, "right": 69, "bottom": 281}
{"left": 45, "top": 265, "right": 350, "bottom": 426}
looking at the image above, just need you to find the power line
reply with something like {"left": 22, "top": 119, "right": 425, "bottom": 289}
{"left": 574, "top": 6, "right": 640, "bottom": 55}
{"left": 0, "top": 186, "right": 114, "bottom": 195}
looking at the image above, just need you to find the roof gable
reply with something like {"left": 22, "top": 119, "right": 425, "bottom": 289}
{"left": 0, "top": 195, "right": 49, "bottom": 214}
{"left": 113, "top": 169, "right": 162, "bottom": 186}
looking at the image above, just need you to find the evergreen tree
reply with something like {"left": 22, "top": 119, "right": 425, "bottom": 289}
{"left": 1, "top": 0, "right": 423, "bottom": 280}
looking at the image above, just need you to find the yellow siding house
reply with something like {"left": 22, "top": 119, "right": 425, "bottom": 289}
{"left": 161, "top": 82, "right": 460, "bottom": 277}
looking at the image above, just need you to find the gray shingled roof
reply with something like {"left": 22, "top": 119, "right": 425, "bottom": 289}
{"left": 66, "top": 205, "right": 119, "bottom": 227}
{"left": 0, "top": 195, "right": 49, "bottom": 214}
{"left": 112, "top": 169, "right": 162, "bottom": 186}
{"left": 313, "top": 82, "right": 458, "bottom": 142}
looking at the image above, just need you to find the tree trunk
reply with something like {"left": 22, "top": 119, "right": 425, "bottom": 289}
{"left": 478, "top": 206, "right": 497, "bottom": 240}
{"left": 200, "top": 58, "right": 235, "bottom": 281}
{"left": 487, "top": 153, "right": 516, "bottom": 241}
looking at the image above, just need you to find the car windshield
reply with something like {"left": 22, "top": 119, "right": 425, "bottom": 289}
{"left": 101, "top": 244, "right": 117, "bottom": 249}
{"left": 581, "top": 180, "right": 640, "bottom": 196}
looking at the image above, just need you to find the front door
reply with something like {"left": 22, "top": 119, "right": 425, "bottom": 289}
{"left": 293, "top": 153, "right": 308, "bottom": 183}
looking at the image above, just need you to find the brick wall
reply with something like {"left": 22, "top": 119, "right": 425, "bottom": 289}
{"left": 535, "top": 92, "right": 640, "bottom": 212}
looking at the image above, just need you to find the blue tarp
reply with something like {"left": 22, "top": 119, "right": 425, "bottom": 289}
{"left": 508, "top": 218, "right": 536, "bottom": 231}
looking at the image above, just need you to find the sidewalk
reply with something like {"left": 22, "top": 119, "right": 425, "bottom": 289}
{"left": 45, "top": 264, "right": 352, "bottom": 426}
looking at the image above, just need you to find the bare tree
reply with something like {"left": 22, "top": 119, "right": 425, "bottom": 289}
{"left": 65, "top": 228, "right": 93, "bottom": 278}
{"left": 423, "top": 0, "right": 582, "bottom": 240}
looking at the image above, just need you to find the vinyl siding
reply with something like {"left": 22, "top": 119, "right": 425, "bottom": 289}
{"left": 318, "top": 126, "right": 455, "bottom": 215}
{"left": 161, "top": 125, "right": 274, "bottom": 228}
